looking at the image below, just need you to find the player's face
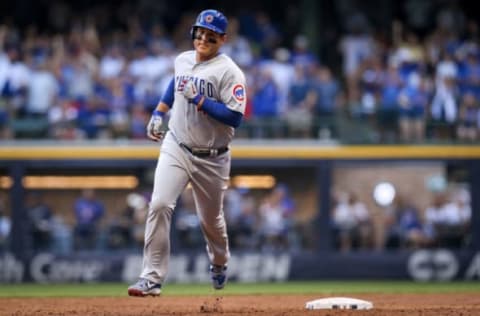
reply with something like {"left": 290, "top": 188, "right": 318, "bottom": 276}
{"left": 193, "top": 27, "right": 225, "bottom": 61}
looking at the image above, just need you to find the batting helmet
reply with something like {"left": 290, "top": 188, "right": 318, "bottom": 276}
{"left": 191, "top": 9, "right": 228, "bottom": 38}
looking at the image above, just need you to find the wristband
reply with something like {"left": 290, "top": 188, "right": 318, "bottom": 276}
{"left": 191, "top": 94, "right": 204, "bottom": 105}
{"left": 153, "top": 110, "right": 165, "bottom": 117}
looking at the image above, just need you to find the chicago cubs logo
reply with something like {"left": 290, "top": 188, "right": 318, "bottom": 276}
{"left": 232, "top": 84, "right": 245, "bottom": 102}
{"left": 205, "top": 15, "right": 214, "bottom": 23}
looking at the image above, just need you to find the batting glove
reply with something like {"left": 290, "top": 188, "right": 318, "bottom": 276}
{"left": 146, "top": 110, "right": 166, "bottom": 141}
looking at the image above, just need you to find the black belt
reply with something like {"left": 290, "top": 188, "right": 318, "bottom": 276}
{"left": 180, "top": 143, "right": 229, "bottom": 158}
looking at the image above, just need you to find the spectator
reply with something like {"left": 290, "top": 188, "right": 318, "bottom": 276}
{"left": 384, "top": 195, "right": 425, "bottom": 249}
{"left": 393, "top": 29, "right": 426, "bottom": 81}
{"left": 423, "top": 191, "right": 458, "bottom": 247}
{"left": 331, "top": 191, "right": 356, "bottom": 252}
{"left": 457, "top": 51, "right": 480, "bottom": 98}
{"left": 258, "top": 184, "right": 294, "bottom": 251}
{"left": 291, "top": 34, "right": 319, "bottom": 69}
{"left": 48, "top": 97, "right": 82, "bottom": 140}
{"left": 427, "top": 189, "right": 471, "bottom": 248}
{"left": 312, "top": 65, "right": 341, "bottom": 139}
{"left": 444, "top": 189, "right": 471, "bottom": 225}
{"left": 127, "top": 42, "right": 152, "bottom": 103}
{"left": 25, "top": 57, "right": 59, "bottom": 119}
{"left": 456, "top": 92, "right": 480, "bottom": 142}
{"left": 284, "top": 64, "right": 316, "bottom": 138}
{"left": 98, "top": 44, "right": 126, "bottom": 81}
{"left": 224, "top": 187, "right": 244, "bottom": 229}
{"left": 224, "top": 188, "right": 258, "bottom": 249}
{"left": 107, "top": 78, "right": 132, "bottom": 138}
{"left": 1, "top": 43, "right": 30, "bottom": 117}
{"left": 49, "top": 214, "right": 73, "bottom": 255}
{"left": 377, "top": 62, "right": 402, "bottom": 143}
{"left": 348, "top": 192, "right": 373, "bottom": 250}
{"left": 73, "top": 188, "right": 105, "bottom": 250}
{"left": 0, "top": 26, "right": 10, "bottom": 93}
{"left": 60, "top": 45, "right": 96, "bottom": 101}
{"left": 397, "top": 72, "right": 430, "bottom": 143}
{"left": 332, "top": 190, "right": 374, "bottom": 251}
{"left": 234, "top": 194, "right": 258, "bottom": 249}
{"left": 338, "top": 15, "right": 374, "bottom": 109}
{"left": 129, "top": 103, "right": 149, "bottom": 139}
{"left": 273, "top": 183, "right": 297, "bottom": 246}
{"left": 430, "top": 50, "right": 459, "bottom": 139}
{"left": 146, "top": 39, "right": 174, "bottom": 96}
{"left": 357, "top": 56, "right": 384, "bottom": 122}
{"left": 257, "top": 47, "right": 295, "bottom": 121}
{"left": 25, "top": 192, "right": 54, "bottom": 252}
{"left": 0, "top": 30, "right": 15, "bottom": 139}
{"left": 106, "top": 192, "right": 147, "bottom": 250}
{"left": 0, "top": 195, "right": 11, "bottom": 252}
{"left": 76, "top": 96, "right": 111, "bottom": 139}
{"left": 250, "top": 66, "right": 282, "bottom": 138}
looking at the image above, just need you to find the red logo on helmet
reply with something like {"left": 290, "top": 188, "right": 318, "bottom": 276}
{"left": 205, "top": 15, "right": 214, "bottom": 23}
{"left": 232, "top": 84, "right": 245, "bottom": 102}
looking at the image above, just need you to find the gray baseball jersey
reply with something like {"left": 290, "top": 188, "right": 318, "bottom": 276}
{"left": 169, "top": 50, "right": 246, "bottom": 147}
{"left": 140, "top": 51, "right": 246, "bottom": 284}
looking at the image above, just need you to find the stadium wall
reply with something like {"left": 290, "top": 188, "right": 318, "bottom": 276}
{"left": 0, "top": 142, "right": 479, "bottom": 282}
{"left": 0, "top": 250, "right": 479, "bottom": 283}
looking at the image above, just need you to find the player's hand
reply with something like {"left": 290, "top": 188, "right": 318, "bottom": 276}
{"left": 179, "top": 79, "right": 199, "bottom": 101}
{"left": 146, "top": 111, "right": 165, "bottom": 141}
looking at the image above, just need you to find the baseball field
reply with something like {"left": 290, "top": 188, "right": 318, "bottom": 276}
{"left": 0, "top": 281, "right": 479, "bottom": 315}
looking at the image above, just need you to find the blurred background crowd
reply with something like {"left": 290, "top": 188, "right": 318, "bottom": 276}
{"left": 0, "top": 0, "right": 476, "bottom": 257}
{"left": 0, "top": 0, "right": 478, "bottom": 143}
{"left": 0, "top": 182, "right": 471, "bottom": 255}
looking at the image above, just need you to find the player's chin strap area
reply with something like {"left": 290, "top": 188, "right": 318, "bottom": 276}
{"left": 180, "top": 143, "right": 229, "bottom": 158}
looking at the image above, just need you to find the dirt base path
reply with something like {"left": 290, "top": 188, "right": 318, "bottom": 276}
{"left": 1, "top": 293, "right": 479, "bottom": 316}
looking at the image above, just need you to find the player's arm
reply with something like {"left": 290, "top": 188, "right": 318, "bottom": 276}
{"left": 153, "top": 78, "right": 175, "bottom": 115}
{"left": 179, "top": 80, "right": 243, "bottom": 128}
{"left": 146, "top": 78, "right": 175, "bottom": 141}
{"left": 193, "top": 96, "right": 243, "bottom": 128}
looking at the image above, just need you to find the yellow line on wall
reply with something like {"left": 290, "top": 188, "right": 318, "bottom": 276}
{"left": 0, "top": 146, "right": 159, "bottom": 160}
{"left": 0, "top": 145, "right": 479, "bottom": 160}
{"left": 233, "top": 145, "right": 480, "bottom": 159}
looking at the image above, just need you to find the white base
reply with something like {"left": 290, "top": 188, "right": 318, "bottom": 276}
{"left": 305, "top": 297, "right": 373, "bottom": 310}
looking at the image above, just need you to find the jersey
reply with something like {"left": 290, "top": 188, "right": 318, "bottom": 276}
{"left": 168, "top": 51, "right": 246, "bottom": 149}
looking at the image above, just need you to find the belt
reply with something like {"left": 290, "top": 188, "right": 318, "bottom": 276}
{"left": 180, "top": 143, "right": 229, "bottom": 158}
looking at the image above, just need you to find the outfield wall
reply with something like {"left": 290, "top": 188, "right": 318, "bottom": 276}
{"left": 1, "top": 142, "right": 479, "bottom": 283}
{"left": 1, "top": 250, "right": 479, "bottom": 283}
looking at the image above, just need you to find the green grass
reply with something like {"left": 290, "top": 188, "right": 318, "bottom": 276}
{"left": 0, "top": 281, "right": 479, "bottom": 298}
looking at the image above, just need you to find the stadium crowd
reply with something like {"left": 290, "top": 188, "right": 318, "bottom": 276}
{"left": 0, "top": 2, "right": 476, "bottom": 256}
{"left": 0, "top": 184, "right": 307, "bottom": 255}
{"left": 0, "top": 180, "right": 471, "bottom": 255}
{"left": 0, "top": 2, "right": 478, "bottom": 143}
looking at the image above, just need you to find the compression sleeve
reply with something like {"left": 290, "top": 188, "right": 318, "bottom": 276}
{"left": 160, "top": 78, "right": 175, "bottom": 108}
{"left": 192, "top": 95, "right": 243, "bottom": 128}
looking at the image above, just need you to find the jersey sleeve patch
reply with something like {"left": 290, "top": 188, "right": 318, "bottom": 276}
{"left": 232, "top": 84, "right": 245, "bottom": 102}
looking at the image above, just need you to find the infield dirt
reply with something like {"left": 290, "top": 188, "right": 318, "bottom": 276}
{"left": 0, "top": 293, "right": 478, "bottom": 315}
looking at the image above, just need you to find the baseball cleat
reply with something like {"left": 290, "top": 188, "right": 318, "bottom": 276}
{"left": 128, "top": 278, "right": 161, "bottom": 297}
{"left": 210, "top": 264, "right": 227, "bottom": 290}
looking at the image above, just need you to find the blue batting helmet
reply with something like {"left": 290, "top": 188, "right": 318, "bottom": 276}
{"left": 192, "top": 9, "right": 228, "bottom": 36}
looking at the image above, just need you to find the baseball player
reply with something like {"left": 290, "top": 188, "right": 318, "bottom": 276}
{"left": 128, "top": 9, "right": 247, "bottom": 297}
